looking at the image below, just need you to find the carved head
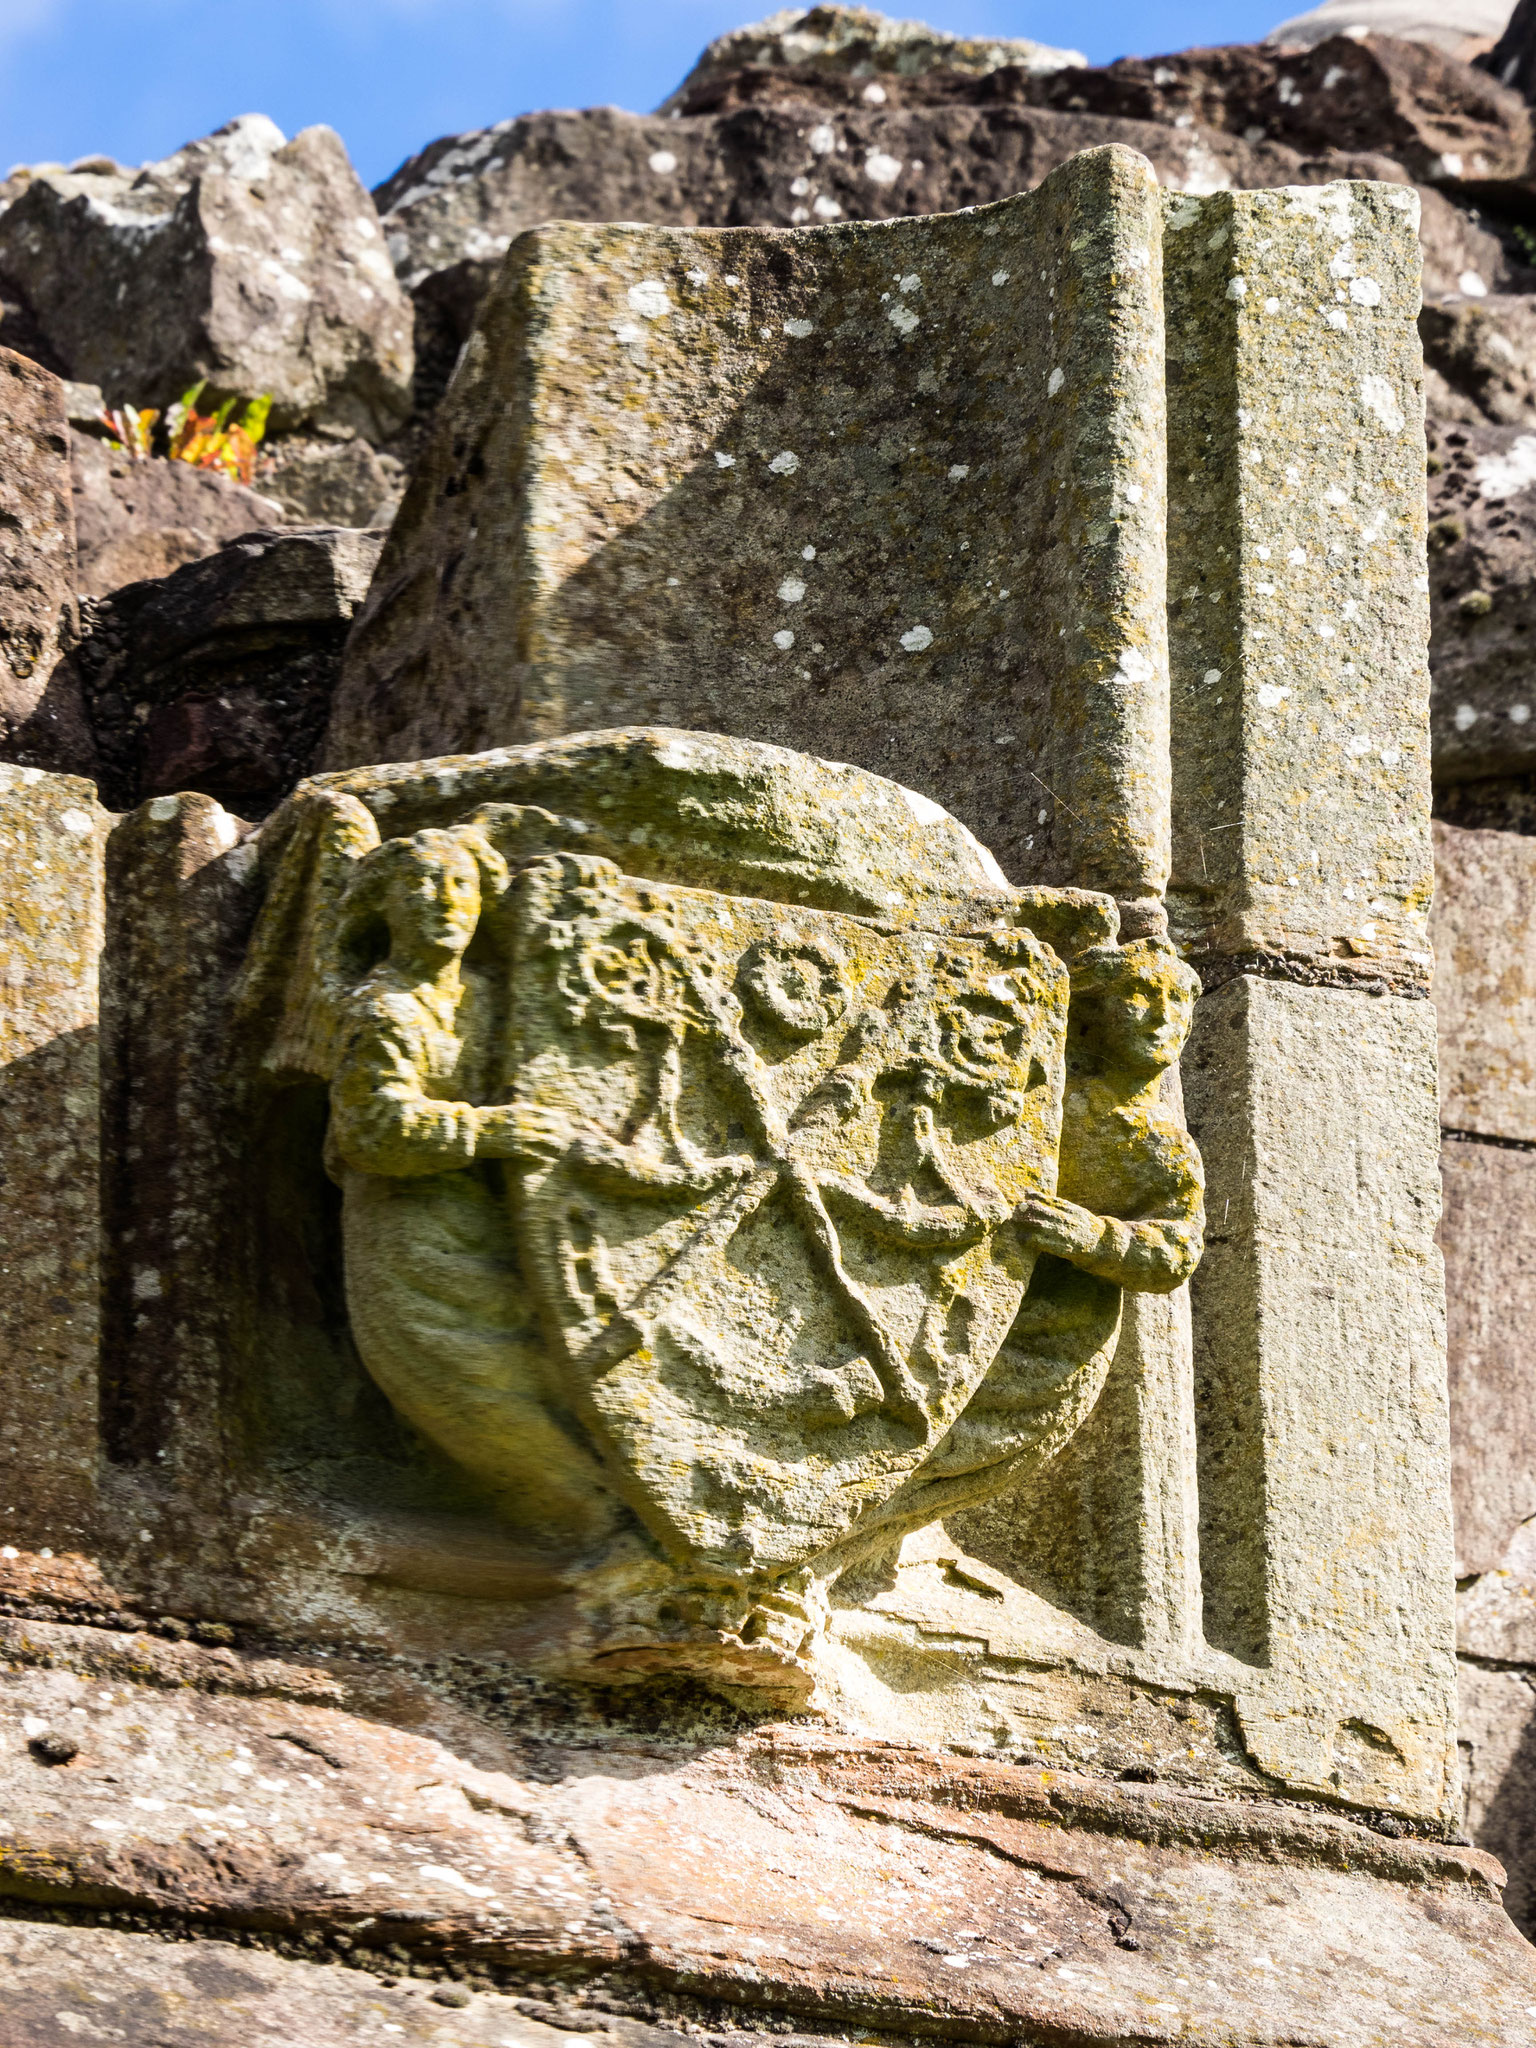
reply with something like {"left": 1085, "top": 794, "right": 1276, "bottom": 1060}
{"left": 342, "top": 827, "right": 508, "bottom": 973}
{"left": 1068, "top": 938, "right": 1200, "bottom": 1079}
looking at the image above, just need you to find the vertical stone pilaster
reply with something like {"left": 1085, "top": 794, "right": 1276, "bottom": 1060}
{"left": 99, "top": 792, "right": 260, "bottom": 1572}
{"left": 1165, "top": 181, "right": 1457, "bottom": 1820}
{"left": 1163, "top": 179, "right": 1433, "bottom": 986}
{"left": 0, "top": 766, "right": 107, "bottom": 1545}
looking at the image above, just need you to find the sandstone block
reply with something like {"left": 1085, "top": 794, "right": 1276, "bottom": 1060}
{"left": 1164, "top": 180, "right": 1435, "bottom": 991}
{"left": 0, "top": 347, "right": 90, "bottom": 775}
{"left": 336, "top": 148, "right": 1173, "bottom": 922}
{"left": 1458, "top": 1513, "right": 1536, "bottom": 1660}
{"left": 0, "top": 766, "right": 108, "bottom": 1545}
{"left": 1182, "top": 975, "right": 1456, "bottom": 1814}
{"left": 1438, "top": 1134, "right": 1536, "bottom": 1572}
{"left": 0, "top": 1657, "right": 1526, "bottom": 2041}
{"left": 69, "top": 427, "right": 285, "bottom": 600}
{"left": 0, "top": 116, "right": 413, "bottom": 440}
{"left": 1415, "top": 184, "right": 1523, "bottom": 303}
{"left": 259, "top": 435, "right": 403, "bottom": 529}
{"left": 1430, "top": 819, "right": 1536, "bottom": 1139}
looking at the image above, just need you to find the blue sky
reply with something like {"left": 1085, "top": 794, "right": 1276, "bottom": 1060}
{"left": 0, "top": 0, "right": 1281, "bottom": 193}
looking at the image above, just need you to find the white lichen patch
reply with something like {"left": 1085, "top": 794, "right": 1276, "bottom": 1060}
{"left": 626, "top": 278, "right": 671, "bottom": 320}
{"left": 1359, "top": 374, "right": 1404, "bottom": 433}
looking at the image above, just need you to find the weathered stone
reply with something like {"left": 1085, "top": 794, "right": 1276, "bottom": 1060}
{"left": 1181, "top": 976, "right": 1455, "bottom": 1813}
{"left": 1277, "top": 0, "right": 1510, "bottom": 62}
{"left": 1456, "top": 1655, "right": 1536, "bottom": 1936}
{"left": 0, "top": 767, "right": 109, "bottom": 1549}
{"left": 0, "top": 347, "right": 90, "bottom": 775}
{"left": 1031, "top": 34, "right": 1531, "bottom": 190}
{"left": 1421, "top": 293, "right": 1536, "bottom": 427}
{"left": 259, "top": 435, "right": 403, "bottom": 530}
{"left": 0, "top": 1923, "right": 649, "bottom": 2046}
{"left": 74, "top": 525, "right": 384, "bottom": 815}
{"left": 658, "top": 3, "right": 1085, "bottom": 112}
{"left": 70, "top": 428, "right": 286, "bottom": 600}
{"left": 1439, "top": 1135, "right": 1536, "bottom": 1573}
{"left": 376, "top": 89, "right": 1401, "bottom": 412}
{"left": 1459, "top": 1513, "right": 1536, "bottom": 1659}
{"left": 1425, "top": 421, "right": 1536, "bottom": 779}
{"left": 1163, "top": 180, "right": 1435, "bottom": 990}
{"left": 0, "top": 1631, "right": 1526, "bottom": 2043}
{"left": 336, "top": 151, "right": 1174, "bottom": 924}
{"left": 0, "top": 116, "right": 413, "bottom": 440}
{"left": 0, "top": 113, "right": 1510, "bottom": 2016}
{"left": 1430, "top": 820, "right": 1536, "bottom": 1140}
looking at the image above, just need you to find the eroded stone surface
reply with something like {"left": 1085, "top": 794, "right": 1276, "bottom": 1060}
{"left": 1426, "top": 420, "right": 1536, "bottom": 783}
{"left": 334, "top": 151, "right": 1173, "bottom": 923}
{"left": 659, "top": 4, "right": 1085, "bottom": 112}
{"left": 376, "top": 90, "right": 1405, "bottom": 420}
{"left": 1031, "top": 33, "right": 1530, "bottom": 186}
{"left": 0, "top": 1921, "right": 673, "bottom": 2046}
{"left": 230, "top": 730, "right": 1197, "bottom": 1698}
{"left": 1457, "top": 1654, "right": 1536, "bottom": 1939}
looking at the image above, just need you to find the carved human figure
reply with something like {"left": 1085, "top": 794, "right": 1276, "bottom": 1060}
{"left": 327, "top": 827, "right": 614, "bottom": 1544}
{"left": 1015, "top": 936, "right": 1204, "bottom": 1292}
{"left": 914, "top": 936, "right": 1203, "bottom": 1495}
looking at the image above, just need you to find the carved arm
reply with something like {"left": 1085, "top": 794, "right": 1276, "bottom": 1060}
{"left": 1013, "top": 1189, "right": 1204, "bottom": 1294}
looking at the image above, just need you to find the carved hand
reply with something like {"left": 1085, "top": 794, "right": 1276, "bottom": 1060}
{"left": 1013, "top": 1190, "right": 1104, "bottom": 1260}
{"left": 475, "top": 1101, "right": 574, "bottom": 1162}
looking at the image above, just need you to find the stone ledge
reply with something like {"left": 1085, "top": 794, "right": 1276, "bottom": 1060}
{"left": 0, "top": 1628, "right": 1531, "bottom": 2045}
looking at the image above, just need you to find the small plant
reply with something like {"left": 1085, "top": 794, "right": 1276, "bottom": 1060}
{"left": 165, "top": 381, "right": 272, "bottom": 486}
{"left": 99, "top": 380, "right": 272, "bottom": 485}
{"left": 98, "top": 402, "right": 157, "bottom": 460}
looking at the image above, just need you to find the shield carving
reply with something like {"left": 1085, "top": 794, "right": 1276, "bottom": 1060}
{"left": 506, "top": 851, "right": 1069, "bottom": 1581}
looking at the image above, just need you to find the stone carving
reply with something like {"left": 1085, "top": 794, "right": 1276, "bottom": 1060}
{"left": 243, "top": 732, "right": 1202, "bottom": 1689}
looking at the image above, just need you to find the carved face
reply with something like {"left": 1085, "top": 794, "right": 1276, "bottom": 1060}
{"left": 1081, "top": 949, "right": 1197, "bottom": 1078}
{"left": 386, "top": 838, "right": 482, "bottom": 960}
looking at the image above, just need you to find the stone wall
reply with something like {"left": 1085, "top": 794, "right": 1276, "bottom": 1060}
{"left": 0, "top": 4, "right": 1535, "bottom": 2013}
